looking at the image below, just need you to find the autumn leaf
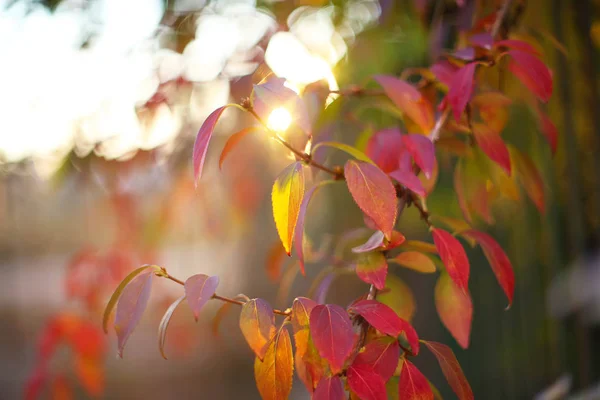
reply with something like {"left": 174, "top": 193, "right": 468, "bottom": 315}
{"left": 495, "top": 39, "right": 541, "bottom": 56}
{"left": 389, "top": 168, "right": 426, "bottom": 197}
{"left": 193, "top": 105, "right": 231, "bottom": 185}
{"left": 254, "top": 327, "right": 294, "bottom": 400}
{"left": 313, "top": 141, "right": 375, "bottom": 164}
{"left": 74, "top": 355, "right": 104, "bottom": 396}
{"left": 266, "top": 242, "right": 287, "bottom": 282}
{"left": 510, "top": 146, "right": 545, "bottom": 213}
{"left": 399, "top": 360, "right": 434, "bottom": 400}
{"left": 471, "top": 122, "right": 511, "bottom": 175}
{"left": 347, "top": 363, "right": 387, "bottom": 400}
{"left": 354, "top": 337, "right": 400, "bottom": 382}
{"left": 432, "top": 228, "right": 470, "bottom": 292}
{"left": 352, "top": 231, "right": 386, "bottom": 253}
{"left": 402, "top": 134, "right": 436, "bottom": 179}
{"left": 461, "top": 230, "right": 515, "bottom": 307}
{"left": 423, "top": 341, "right": 474, "bottom": 400}
{"left": 469, "top": 32, "right": 493, "bottom": 49}
{"left": 240, "top": 299, "right": 276, "bottom": 360}
{"left": 507, "top": 50, "right": 553, "bottom": 102}
{"left": 349, "top": 299, "right": 403, "bottom": 336}
{"left": 52, "top": 375, "right": 72, "bottom": 400}
{"left": 447, "top": 63, "right": 476, "bottom": 122}
{"left": 309, "top": 304, "right": 355, "bottom": 374}
{"left": 158, "top": 295, "right": 186, "bottom": 360}
{"left": 291, "top": 297, "right": 317, "bottom": 353}
{"left": 114, "top": 270, "right": 155, "bottom": 358}
{"left": 355, "top": 251, "right": 388, "bottom": 290}
{"left": 345, "top": 160, "right": 397, "bottom": 239}
{"left": 219, "top": 126, "right": 261, "bottom": 170}
{"left": 378, "top": 274, "right": 416, "bottom": 321}
{"left": 400, "top": 240, "right": 438, "bottom": 254}
{"left": 365, "top": 128, "right": 404, "bottom": 173}
{"left": 435, "top": 273, "right": 473, "bottom": 349}
{"left": 537, "top": 109, "right": 558, "bottom": 154}
{"left": 212, "top": 302, "right": 233, "bottom": 338}
{"left": 472, "top": 91, "right": 512, "bottom": 134}
{"left": 272, "top": 162, "right": 305, "bottom": 255}
{"left": 184, "top": 274, "right": 219, "bottom": 321}
{"left": 313, "top": 376, "right": 346, "bottom": 400}
{"left": 430, "top": 60, "right": 457, "bottom": 87}
{"left": 389, "top": 251, "right": 436, "bottom": 274}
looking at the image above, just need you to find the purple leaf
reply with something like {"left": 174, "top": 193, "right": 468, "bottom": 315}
{"left": 184, "top": 274, "right": 219, "bottom": 321}
{"left": 193, "top": 106, "right": 228, "bottom": 186}
{"left": 402, "top": 134, "right": 435, "bottom": 178}
{"left": 447, "top": 63, "right": 477, "bottom": 122}
{"left": 352, "top": 231, "right": 386, "bottom": 253}
{"left": 389, "top": 169, "right": 426, "bottom": 197}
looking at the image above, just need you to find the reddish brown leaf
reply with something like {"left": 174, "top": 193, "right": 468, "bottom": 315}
{"left": 447, "top": 63, "right": 476, "bottom": 122}
{"left": 240, "top": 299, "right": 276, "bottom": 360}
{"left": 254, "top": 328, "right": 293, "bottom": 400}
{"left": 193, "top": 106, "right": 229, "bottom": 185}
{"left": 354, "top": 337, "right": 400, "bottom": 381}
{"left": 219, "top": 126, "right": 261, "bottom": 170}
{"left": 435, "top": 273, "right": 473, "bottom": 349}
{"left": 184, "top": 274, "right": 219, "bottom": 321}
{"left": 423, "top": 341, "right": 474, "bottom": 400}
{"left": 272, "top": 162, "right": 305, "bottom": 255}
{"left": 309, "top": 304, "right": 355, "bottom": 374}
{"left": 347, "top": 363, "right": 387, "bottom": 400}
{"left": 399, "top": 360, "right": 434, "bottom": 400}
{"left": 266, "top": 242, "right": 287, "bottom": 282}
{"left": 389, "top": 169, "right": 426, "bottom": 197}
{"left": 402, "top": 134, "right": 435, "bottom": 179}
{"left": 389, "top": 251, "right": 436, "bottom": 274}
{"left": 472, "top": 123, "right": 511, "bottom": 175}
{"left": 356, "top": 252, "right": 388, "bottom": 290}
{"left": 374, "top": 75, "right": 435, "bottom": 132}
{"left": 508, "top": 50, "right": 553, "bottom": 102}
{"left": 432, "top": 228, "right": 470, "bottom": 292}
{"left": 461, "top": 230, "right": 515, "bottom": 307}
{"left": 378, "top": 274, "right": 416, "bottom": 321}
{"left": 313, "top": 376, "right": 346, "bottom": 400}
{"left": 345, "top": 160, "right": 397, "bottom": 239}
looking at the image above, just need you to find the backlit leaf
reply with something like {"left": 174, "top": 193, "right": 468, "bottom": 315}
{"left": 472, "top": 122, "right": 511, "bottom": 175}
{"left": 423, "top": 341, "right": 474, "bottom": 400}
{"left": 461, "top": 230, "right": 515, "bottom": 307}
{"left": 184, "top": 274, "right": 219, "bottom": 321}
{"left": 435, "top": 273, "right": 473, "bottom": 349}
{"left": 354, "top": 337, "right": 400, "bottom": 381}
{"left": 240, "top": 299, "right": 276, "bottom": 360}
{"left": 193, "top": 106, "right": 230, "bottom": 185}
{"left": 374, "top": 75, "right": 435, "bottom": 132}
{"left": 447, "top": 63, "right": 476, "bottom": 122}
{"left": 313, "top": 376, "right": 345, "bottom": 400}
{"left": 219, "top": 126, "right": 261, "bottom": 170}
{"left": 352, "top": 231, "right": 386, "bottom": 253}
{"left": 389, "top": 251, "right": 436, "bottom": 274}
{"left": 356, "top": 252, "right": 388, "bottom": 290}
{"left": 345, "top": 160, "right": 397, "bottom": 239}
{"left": 389, "top": 168, "right": 426, "bottom": 197}
{"left": 365, "top": 128, "right": 404, "bottom": 173}
{"left": 402, "top": 134, "right": 435, "bottom": 179}
{"left": 432, "top": 228, "right": 470, "bottom": 292}
{"left": 430, "top": 216, "right": 473, "bottom": 245}
{"left": 254, "top": 327, "right": 294, "bottom": 400}
{"left": 158, "top": 295, "right": 186, "bottom": 359}
{"left": 292, "top": 297, "right": 317, "bottom": 335}
{"left": 310, "top": 304, "right": 355, "bottom": 374}
{"left": 399, "top": 360, "right": 434, "bottom": 400}
{"left": 272, "top": 162, "right": 305, "bottom": 255}
{"left": 507, "top": 50, "right": 553, "bottom": 102}
{"left": 347, "top": 363, "right": 387, "bottom": 400}
{"left": 312, "top": 141, "right": 375, "bottom": 164}
{"left": 349, "top": 299, "right": 403, "bottom": 337}
{"left": 511, "top": 147, "right": 545, "bottom": 213}
{"left": 293, "top": 299, "right": 327, "bottom": 393}
{"left": 378, "top": 274, "right": 416, "bottom": 321}
{"left": 114, "top": 270, "right": 155, "bottom": 358}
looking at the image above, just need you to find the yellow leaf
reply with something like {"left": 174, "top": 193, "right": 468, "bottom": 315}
{"left": 272, "top": 162, "right": 305, "bottom": 255}
{"left": 254, "top": 328, "right": 294, "bottom": 400}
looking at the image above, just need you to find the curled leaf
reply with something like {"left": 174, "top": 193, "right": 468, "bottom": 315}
{"left": 356, "top": 252, "right": 388, "bottom": 290}
{"left": 423, "top": 341, "right": 474, "bottom": 400}
{"left": 158, "top": 295, "right": 186, "bottom": 360}
{"left": 435, "top": 273, "right": 473, "bottom": 349}
{"left": 184, "top": 274, "right": 219, "bottom": 321}
{"left": 272, "top": 162, "right": 305, "bottom": 255}
{"left": 310, "top": 304, "right": 355, "bottom": 374}
{"left": 432, "top": 228, "right": 470, "bottom": 292}
{"left": 347, "top": 363, "right": 387, "bottom": 400}
{"left": 254, "top": 327, "right": 294, "bottom": 400}
{"left": 389, "top": 251, "right": 436, "bottom": 273}
{"left": 399, "top": 360, "right": 434, "bottom": 400}
{"left": 352, "top": 231, "right": 386, "bottom": 254}
{"left": 313, "top": 376, "right": 345, "bottom": 400}
{"left": 240, "top": 299, "right": 276, "bottom": 360}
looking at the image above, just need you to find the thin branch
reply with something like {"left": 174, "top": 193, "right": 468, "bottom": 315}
{"left": 491, "top": 0, "right": 514, "bottom": 38}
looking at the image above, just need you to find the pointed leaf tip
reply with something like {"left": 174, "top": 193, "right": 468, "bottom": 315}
{"left": 193, "top": 106, "right": 229, "bottom": 185}
{"left": 272, "top": 162, "right": 305, "bottom": 256}
{"left": 254, "top": 328, "right": 293, "bottom": 400}
{"left": 399, "top": 360, "right": 434, "bottom": 400}
{"left": 423, "top": 341, "right": 474, "bottom": 400}
{"left": 435, "top": 273, "right": 472, "bottom": 349}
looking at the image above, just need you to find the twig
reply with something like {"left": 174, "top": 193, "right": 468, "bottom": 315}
{"left": 491, "top": 0, "right": 514, "bottom": 38}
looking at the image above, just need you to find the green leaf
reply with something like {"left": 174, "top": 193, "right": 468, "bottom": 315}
{"left": 312, "top": 141, "right": 375, "bottom": 164}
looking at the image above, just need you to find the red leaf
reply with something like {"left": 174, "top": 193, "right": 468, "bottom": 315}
{"left": 184, "top": 274, "right": 219, "bottom": 321}
{"left": 219, "top": 126, "right": 260, "bottom": 170}
{"left": 384, "top": 231, "right": 407, "bottom": 250}
{"left": 309, "top": 304, "right": 355, "bottom": 374}
{"left": 508, "top": 50, "right": 553, "bottom": 102}
{"left": 114, "top": 270, "right": 154, "bottom": 358}
{"left": 193, "top": 106, "right": 228, "bottom": 185}
{"left": 347, "top": 363, "right": 387, "bottom": 400}
{"left": 399, "top": 360, "right": 434, "bottom": 400}
{"left": 461, "top": 230, "right": 515, "bottom": 307}
{"left": 389, "top": 169, "right": 426, "bottom": 197}
{"left": 240, "top": 299, "right": 276, "bottom": 360}
{"left": 354, "top": 337, "right": 400, "bottom": 381}
{"left": 349, "top": 299, "right": 403, "bottom": 337}
{"left": 365, "top": 128, "right": 404, "bottom": 173}
{"left": 495, "top": 39, "right": 540, "bottom": 56}
{"left": 356, "top": 252, "right": 388, "bottom": 290}
{"left": 471, "top": 123, "right": 511, "bottom": 175}
{"left": 447, "top": 63, "right": 476, "bottom": 122}
{"left": 423, "top": 341, "right": 474, "bottom": 400}
{"left": 374, "top": 75, "right": 435, "bottom": 132}
{"left": 345, "top": 160, "right": 397, "bottom": 239}
{"left": 431, "top": 228, "right": 470, "bottom": 292}
{"left": 402, "top": 134, "right": 435, "bottom": 179}
{"left": 352, "top": 231, "right": 386, "bottom": 254}
{"left": 313, "top": 376, "right": 346, "bottom": 400}
{"left": 430, "top": 61, "right": 457, "bottom": 87}
{"left": 538, "top": 110, "right": 558, "bottom": 154}
{"left": 435, "top": 273, "right": 473, "bottom": 349}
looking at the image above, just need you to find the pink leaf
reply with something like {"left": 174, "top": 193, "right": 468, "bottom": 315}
{"left": 352, "top": 231, "right": 386, "bottom": 253}
{"left": 495, "top": 39, "right": 541, "bottom": 56}
{"left": 471, "top": 123, "right": 511, "bottom": 175}
{"left": 313, "top": 376, "right": 345, "bottom": 400}
{"left": 435, "top": 273, "right": 473, "bottom": 349}
{"left": 356, "top": 252, "right": 388, "bottom": 290}
{"left": 402, "top": 134, "right": 436, "bottom": 179}
{"left": 389, "top": 169, "right": 426, "bottom": 197}
{"left": 508, "top": 50, "right": 553, "bottom": 102}
{"left": 365, "top": 128, "right": 404, "bottom": 173}
{"left": 349, "top": 299, "right": 403, "bottom": 337}
{"left": 345, "top": 160, "right": 397, "bottom": 239}
{"left": 469, "top": 33, "right": 493, "bottom": 50}
{"left": 430, "top": 61, "right": 457, "bottom": 87}
{"left": 184, "top": 274, "right": 219, "bottom": 321}
{"left": 423, "top": 341, "right": 474, "bottom": 400}
{"left": 193, "top": 106, "right": 228, "bottom": 185}
{"left": 309, "top": 304, "right": 355, "bottom": 374}
{"left": 448, "top": 63, "right": 477, "bottom": 122}
{"left": 114, "top": 271, "right": 154, "bottom": 358}
{"left": 354, "top": 337, "right": 400, "bottom": 382}
{"left": 399, "top": 360, "right": 434, "bottom": 400}
{"left": 347, "top": 363, "right": 387, "bottom": 400}
{"left": 461, "top": 230, "right": 515, "bottom": 307}
{"left": 432, "top": 228, "right": 470, "bottom": 292}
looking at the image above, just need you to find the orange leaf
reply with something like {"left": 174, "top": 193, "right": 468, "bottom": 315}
{"left": 400, "top": 240, "right": 438, "bottom": 254}
{"left": 51, "top": 375, "right": 73, "bottom": 400}
{"left": 389, "top": 251, "right": 436, "bottom": 273}
{"left": 434, "top": 273, "right": 473, "bottom": 349}
{"left": 423, "top": 341, "right": 474, "bottom": 400}
{"left": 254, "top": 327, "right": 294, "bottom": 400}
{"left": 472, "top": 123, "right": 511, "bottom": 175}
{"left": 266, "top": 241, "right": 287, "bottom": 282}
{"left": 272, "top": 162, "right": 305, "bottom": 255}
{"left": 74, "top": 356, "right": 104, "bottom": 396}
{"left": 399, "top": 360, "right": 433, "bottom": 400}
{"left": 240, "top": 299, "right": 276, "bottom": 360}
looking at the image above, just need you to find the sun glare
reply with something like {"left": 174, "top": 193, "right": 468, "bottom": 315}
{"left": 267, "top": 107, "right": 293, "bottom": 132}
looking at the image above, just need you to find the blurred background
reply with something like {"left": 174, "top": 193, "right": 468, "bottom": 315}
{"left": 1, "top": 0, "right": 600, "bottom": 399}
